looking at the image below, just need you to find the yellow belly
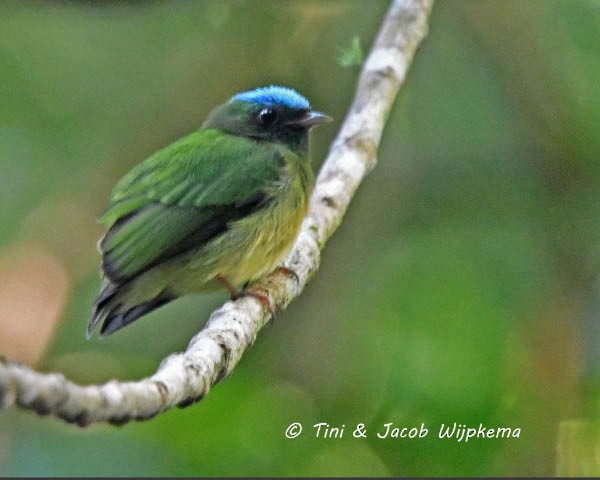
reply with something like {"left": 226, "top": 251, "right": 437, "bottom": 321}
{"left": 199, "top": 179, "right": 308, "bottom": 286}
{"left": 166, "top": 159, "right": 312, "bottom": 292}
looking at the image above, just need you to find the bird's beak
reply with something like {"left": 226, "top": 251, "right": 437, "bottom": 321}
{"left": 289, "top": 111, "right": 333, "bottom": 128}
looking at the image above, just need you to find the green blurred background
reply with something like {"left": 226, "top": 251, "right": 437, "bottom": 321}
{"left": 1, "top": 0, "right": 599, "bottom": 476}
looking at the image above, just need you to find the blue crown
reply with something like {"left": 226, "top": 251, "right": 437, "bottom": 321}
{"left": 233, "top": 86, "right": 310, "bottom": 110}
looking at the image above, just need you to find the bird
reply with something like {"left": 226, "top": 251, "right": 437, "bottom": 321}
{"left": 87, "top": 85, "right": 332, "bottom": 337}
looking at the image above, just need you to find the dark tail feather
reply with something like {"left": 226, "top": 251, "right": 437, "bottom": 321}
{"left": 99, "top": 292, "right": 175, "bottom": 336}
{"left": 87, "top": 282, "right": 176, "bottom": 338}
{"left": 87, "top": 281, "right": 120, "bottom": 339}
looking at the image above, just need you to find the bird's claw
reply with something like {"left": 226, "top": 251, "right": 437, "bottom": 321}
{"left": 243, "top": 286, "right": 276, "bottom": 321}
{"left": 218, "top": 274, "right": 281, "bottom": 320}
{"left": 276, "top": 266, "right": 300, "bottom": 285}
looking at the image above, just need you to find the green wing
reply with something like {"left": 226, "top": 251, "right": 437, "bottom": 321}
{"left": 99, "top": 128, "right": 284, "bottom": 283}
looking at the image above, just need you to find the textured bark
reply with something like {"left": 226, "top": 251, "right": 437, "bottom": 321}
{"left": 0, "top": 0, "right": 434, "bottom": 426}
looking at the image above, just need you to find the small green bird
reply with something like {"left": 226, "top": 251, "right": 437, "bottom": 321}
{"left": 87, "top": 86, "right": 331, "bottom": 337}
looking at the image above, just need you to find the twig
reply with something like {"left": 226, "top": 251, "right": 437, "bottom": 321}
{"left": 0, "top": 0, "right": 434, "bottom": 426}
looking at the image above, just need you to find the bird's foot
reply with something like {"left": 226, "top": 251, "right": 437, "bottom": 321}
{"left": 243, "top": 286, "right": 276, "bottom": 320}
{"left": 216, "top": 275, "right": 242, "bottom": 300}
{"left": 218, "top": 275, "right": 276, "bottom": 320}
{"left": 275, "top": 266, "right": 300, "bottom": 284}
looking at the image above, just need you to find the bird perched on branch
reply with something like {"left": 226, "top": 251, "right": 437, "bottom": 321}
{"left": 87, "top": 86, "right": 331, "bottom": 337}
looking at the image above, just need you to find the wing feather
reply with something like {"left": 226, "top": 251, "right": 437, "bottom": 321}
{"left": 98, "top": 129, "right": 283, "bottom": 283}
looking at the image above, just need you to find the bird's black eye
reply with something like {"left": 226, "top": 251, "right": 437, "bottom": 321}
{"left": 258, "top": 108, "right": 278, "bottom": 126}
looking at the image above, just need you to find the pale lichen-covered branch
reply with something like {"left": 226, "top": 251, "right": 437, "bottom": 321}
{"left": 0, "top": 0, "right": 434, "bottom": 426}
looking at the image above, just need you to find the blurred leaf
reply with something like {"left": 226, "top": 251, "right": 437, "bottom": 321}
{"left": 336, "top": 36, "right": 364, "bottom": 68}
